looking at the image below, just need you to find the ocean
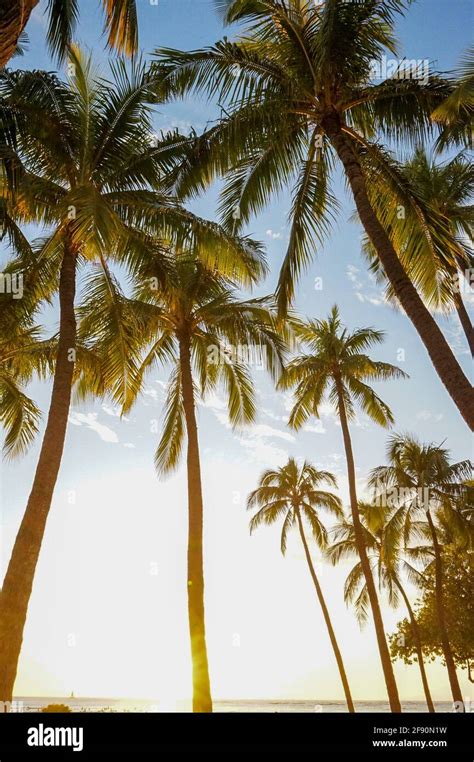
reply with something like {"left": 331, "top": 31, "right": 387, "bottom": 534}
{"left": 11, "top": 697, "right": 458, "bottom": 713}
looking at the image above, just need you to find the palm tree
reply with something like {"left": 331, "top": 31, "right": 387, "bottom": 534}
{"left": 280, "top": 306, "right": 407, "bottom": 711}
{"left": 0, "top": 0, "right": 139, "bottom": 68}
{"left": 81, "top": 249, "right": 284, "bottom": 712}
{"left": 361, "top": 148, "right": 474, "bottom": 354}
{"left": 0, "top": 48, "right": 255, "bottom": 703}
{"left": 153, "top": 0, "right": 474, "bottom": 427}
{"left": 328, "top": 503, "right": 436, "bottom": 713}
{"left": 368, "top": 434, "right": 472, "bottom": 706}
{"left": 248, "top": 458, "right": 355, "bottom": 712}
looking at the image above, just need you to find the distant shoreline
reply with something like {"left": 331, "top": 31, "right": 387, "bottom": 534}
{"left": 9, "top": 698, "right": 458, "bottom": 714}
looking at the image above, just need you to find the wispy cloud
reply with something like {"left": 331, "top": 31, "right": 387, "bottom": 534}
{"left": 302, "top": 420, "right": 326, "bottom": 434}
{"left": 69, "top": 412, "right": 119, "bottom": 444}
{"left": 248, "top": 424, "right": 294, "bottom": 442}
{"left": 441, "top": 321, "right": 470, "bottom": 357}
{"left": 416, "top": 409, "right": 443, "bottom": 422}
{"left": 346, "top": 265, "right": 385, "bottom": 307}
{"left": 266, "top": 229, "right": 283, "bottom": 240}
{"left": 143, "top": 380, "right": 169, "bottom": 402}
{"left": 142, "top": 386, "right": 159, "bottom": 402}
{"left": 102, "top": 403, "right": 128, "bottom": 421}
{"left": 236, "top": 436, "right": 289, "bottom": 467}
{"left": 200, "top": 390, "right": 293, "bottom": 464}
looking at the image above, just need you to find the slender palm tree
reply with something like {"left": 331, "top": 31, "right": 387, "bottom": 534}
{"left": 328, "top": 503, "right": 436, "bottom": 713}
{"left": 0, "top": 0, "right": 139, "bottom": 68}
{"left": 80, "top": 250, "right": 284, "bottom": 712}
{"left": 248, "top": 458, "right": 355, "bottom": 712}
{"left": 279, "top": 306, "right": 407, "bottom": 711}
{"left": 153, "top": 0, "right": 474, "bottom": 427}
{"left": 368, "top": 434, "right": 472, "bottom": 706}
{"left": 0, "top": 48, "right": 258, "bottom": 703}
{"left": 361, "top": 148, "right": 474, "bottom": 354}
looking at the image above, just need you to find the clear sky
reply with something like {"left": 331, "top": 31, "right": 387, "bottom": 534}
{"left": 1, "top": 0, "right": 473, "bottom": 706}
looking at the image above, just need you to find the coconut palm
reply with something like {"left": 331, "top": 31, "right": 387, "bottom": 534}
{"left": 0, "top": 0, "right": 139, "bottom": 68}
{"left": 361, "top": 148, "right": 474, "bottom": 354}
{"left": 153, "top": 0, "right": 474, "bottom": 427}
{"left": 279, "top": 305, "right": 407, "bottom": 711}
{"left": 248, "top": 458, "right": 355, "bottom": 712}
{"left": 80, "top": 248, "right": 284, "bottom": 712}
{"left": 328, "top": 503, "right": 436, "bottom": 713}
{"left": 368, "top": 434, "right": 472, "bottom": 705}
{"left": 0, "top": 48, "right": 260, "bottom": 703}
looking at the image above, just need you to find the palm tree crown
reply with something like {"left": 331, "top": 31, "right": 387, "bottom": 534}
{"left": 361, "top": 147, "right": 474, "bottom": 341}
{"left": 248, "top": 457, "right": 343, "bottom": 553}
{"left": 368, "top": 434, "right": 472, "bottom": 551}
{"left": 328, "top": 503, "right": 422, "bottom": 625}
{"left": 280, "top": 305, "right": 407, "bottom": 429}
{"left": 154, "top": 0, "right": 450, "bottom": 309}
{"left": 82, "top": 251, "right": 285, "bottom": 470}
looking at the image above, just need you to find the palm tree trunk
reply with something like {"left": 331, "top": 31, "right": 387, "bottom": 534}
{"left": 323, "top": 116, "right": 474, "bottom": 430}
{"left": 392, "top": 576, "right": 435, "bottom": 713}
{"left": 467, "top": 660, "right": 474, "bottom": 684}
{"left": 178, "top": 332, "right": 213, "bottom": 713}
{"left": 454, "top": 292, "right": 474, "bottom": 356}
{"left": 295, "top": 509, "right": 355, "bottom": 712}
{"left": 0, "top": 240, "right": 77, "bottom": 704}
{"left": 425, "top": 510, "right": 463, "bottom": 707}
{"left": 334, "top": 377, "right": 402, "bottom": 712}
{"left": 0, "top": 0, "right": 39, "bottom": 67}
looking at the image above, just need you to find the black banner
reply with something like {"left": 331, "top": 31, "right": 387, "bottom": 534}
{"left": 0, "top": 712, "right": 471, "bottom": 758}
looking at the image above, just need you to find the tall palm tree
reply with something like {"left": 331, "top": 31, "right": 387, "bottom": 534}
{"left": 153, "top": 0, "right": 474, "bottom": 427}
{"left": 248, "top": 458, "right": 355, "bottom": 712}
{"left": 368, "top": 434, "right": 472, "bottom": 706}
{"left": 81, "top": 250, "right": 284, "bottom": 712}
{"left": 0, "top": 48, "right": 255, "bottom": 703}
{"left": 361, "top": 148, "right": 474, "bottom": 354}
{"left": 280, "top": 306, "right": 407, "bottom": 712}
{"left": 328, "top": 503, "right": 436, "bottom": 713}
{"left": 0, "top": 0, "right": 139, "bottom": 68}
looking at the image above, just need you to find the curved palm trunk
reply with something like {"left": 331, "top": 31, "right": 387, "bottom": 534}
{"left": 425, "top": 510, "right": 463, "bottom": 707}
{"left": 0, "top": 0, "right": 39, "bottom": 67}
{"left": 455, "top": 293, "right": 474, "bottom": 356}
{"left": 392, "top": 576, "right": 435, "bottom": 713}
{"left": 295, "top": 509, "right": 355, "bottom": 712}
{"left": 335, "top": 378, "right": 402, "bottom": 712}
{"left": 0, "top": 241, "right": 76, "bottom": 703}
{"left": 178, "top": 333, "right": 213, "bottom": 713}
{"left": 323, "top": 117, "right": 474, "bottom": 430}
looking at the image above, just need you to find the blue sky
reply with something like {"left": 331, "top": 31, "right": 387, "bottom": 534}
{"left": 1, "top": 0, "right": 473, "bottom": 705}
